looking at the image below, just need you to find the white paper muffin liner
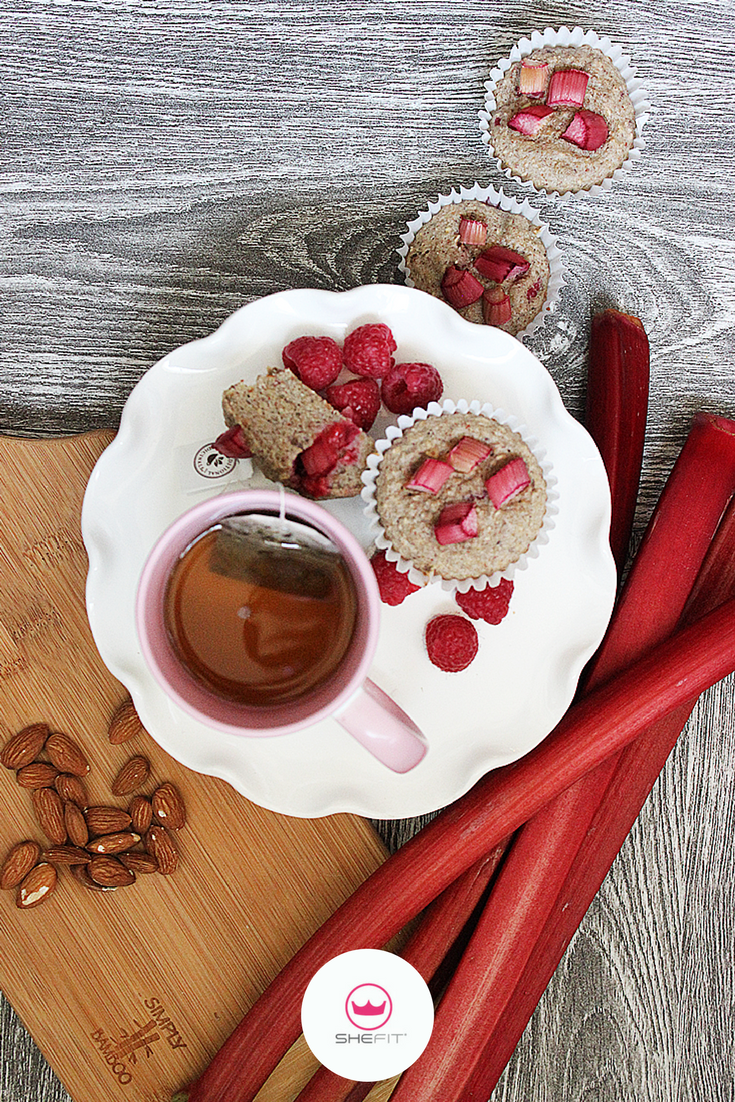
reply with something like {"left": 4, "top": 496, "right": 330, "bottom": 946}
{"left": 361, "top": 398, "right": 559, "bottom": 593}
{"left": 478, "top": 26, "right": 651, "bottom": 199}
{"left": 397, "top": 182, "right": 564, "bottom": 342}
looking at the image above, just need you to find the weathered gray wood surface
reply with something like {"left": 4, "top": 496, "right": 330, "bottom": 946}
{"left": 1, "top": 1, "right": 734, "bottom": 1100}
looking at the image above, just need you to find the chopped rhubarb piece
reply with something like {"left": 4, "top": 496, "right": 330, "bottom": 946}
{"left": 406, "top": 457, "right": 454, "bottom": 494}
{"left": 434, "top": 502, "right": 479, "bottom": 546}
{"left": 483, "top": 286, "right": 512, "bottom": 327}
{"left": 518, "top": 60, "right": 549, "bottom": 98}
{"left": 561, "top": 109, "right": 609, "bottom": 152}
{"left": 447, "top": 436, "right": 493, "bottom": 473}
{"left": 458, "top": 217, "right": 488, "bottom": 246}
{"left": 441, "top": 265, "right": 484, "bottom": 309}
{"left": 212, "top": 425, "right": 252, "bottom": 459}
{"left": 546, "top": 68, "right": 589, "bottom": 107}
{"left": 485, "top": 457, "right": 531, "bottom": 507}
{"left": 508, "top": 103, "right": 554, "bottom": 136}
{"left": 474, "top": 245, "right": 530, "bottom": 284}
{"left": 295, "top": 422, "right": 360, "bottom": 497}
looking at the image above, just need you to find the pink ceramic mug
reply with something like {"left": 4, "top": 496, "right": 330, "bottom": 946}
{"left": 135, "top": 490, "right": 427, "bottom": 773}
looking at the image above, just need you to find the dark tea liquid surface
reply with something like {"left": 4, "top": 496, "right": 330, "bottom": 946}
{"left": 164, "top": 525, "right": 358, "bottom": 707}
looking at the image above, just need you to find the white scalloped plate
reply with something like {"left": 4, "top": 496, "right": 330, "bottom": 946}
{"left": 82, "top": 285, "right": 616, "bottom": 819}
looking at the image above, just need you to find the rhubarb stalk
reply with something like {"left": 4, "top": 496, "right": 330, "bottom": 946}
{"left": 462, "top": 492, "right": 735, "bottom": 1100}
{"left": 184, "top": 596, "right": 735, "bottom": 1102}
{"left": 388, "top": 411, "right": 735, "bottom": 1100}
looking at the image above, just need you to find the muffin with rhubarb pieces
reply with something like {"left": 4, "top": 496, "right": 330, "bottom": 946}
{"left": 362, "top": 399, "right": 554, "bottom": 589}
{"left": 480, "top": 28, "right": 650, "bottom": 196}
{"left": 221, "top": 367, "right": 375, "bottom": 499}
{"left": 399, "top": 185, "right": 562, "bottom": 339}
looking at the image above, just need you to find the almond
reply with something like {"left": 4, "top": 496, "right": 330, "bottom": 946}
{"left": 108, "top": 700, "right": 144, "bottom": 745}
{"left": 1, "top": 723, "right": 49, "bottom": 769}
{"left": 45, "top": 732, "right": 90, "bottom": 776}
{"left": 86, "top": 831, "right": 141, "bottom": 856}
{"left": 16, "top": 761, "right": 58, "bottom": 789}
{"left": 128, "top": 795, "right": 153, "bottom": 834}
{"left": 32, "top": 787, "right": 67, "bottom": 845}
{"left": 88, "top": 855, "right": 136, "bottom": 887}
{"left": 111, "top": 755, "right": 150, "bottom": 797}
{"left": 151, "top": 782, "right": 186, "bottom": 831}
{"left": 64, "top": 801, "right": 89, "bottom": 847}
{"left": 16, "top": 862, "right": 57, "bottom": 908}
{"left": 119, "top": 851, "right": 159, "bottom": 874}
{"left": 85, "top": 805, "right": 132, "bottom": 835}
{"left": 144, "top": 825, "right": 178, "bottom": 875}
{"left": 70, "top": 863, "right": 115, "bottom": 892}
{"left": 1, "top": 840, "right": 42, "bottom": 890}
{"left": 41, "top": 844, "right": 91, "bottom": 866}
{"left": 55, "top": 772, "right": 89, "bottom": 808}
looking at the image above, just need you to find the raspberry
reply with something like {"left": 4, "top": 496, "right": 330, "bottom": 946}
{"left": 424, "top": 614, "right": 478, "bottom": 672}
{"left": 381, "top": 362, "right": 444, "bottom": 416}
{"left": 343, "top": 323, "right": 397, "bottom": 379}
{"left": 282, "top": 335, "right": 343, "bottom": 390}
{"left": 370, "top": 551, "right": 420, "bottom": 606}
{"left": 325, "top": 377, "right": 381, "bottom": 432}
{"left": 455, "top": 578, "right": 514, "bottom": 625}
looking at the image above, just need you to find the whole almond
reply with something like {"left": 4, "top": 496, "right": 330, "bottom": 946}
{"left": 88, "top": 855, "right": 136, "bottom": 887}
{"left": 86, "top": 831, "right": 141, "bottom": 856}
{"left": 128, "top": 795, "right": 153, "bottom": 834}
{"left": 55, "top": 773, "right": 89, "bottom": 808}
{"left": 111, "top": 755, "right": 150, "bottom": 797}
{"left": 151, "top": 782, "right": 186, "bottom": 831}
{"left": 41, "top": 844, "right": 91, "bottom": 866}
{"left": 17, "top": 862, "right": 57, "bottom": 908}
{"left": 108, "top": 700, "right": 144, "bottom": 745}
{"left": 70, "top": 863, "right": 115, "bottom": 892}
{"left": 144, "top": 825, "right": 178, "bottom": 875}
{"left": 119, "top": 851, "right": 159, "bottom": 874}
{"left": 1, "top": 723, "right": 48, "bottom": 769}
{"left": 17, "top": 761, "right": 58, "bottom": 789}
{"left": 85, "top": 805, "right": 132, "bottom": 835}
{"left": 45, "top": 733, "right": 90, "bottom": 777}
{"left": 64, "top": 801, "right": 89, "bottom": 847}
{"left": 1, "top": 840, "right": 42, "bottom": 890}
{"left": 32, "top": 787, "right": 67, "bottom": 845}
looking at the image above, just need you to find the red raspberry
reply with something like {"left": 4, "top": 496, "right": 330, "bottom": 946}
{"left": 455, "top": 578, "right": 514, "bottom": 625}
{"left": 425, "top": 614, "right": 478, "bottom": 672}
{"left": 343, "top": 323, "right": 397, "bottom": 379}
{"left": 370, "top": 551, "right": 420, "bottom": 606}
{"left": 381, "top": 362, "right": 444, "bottom": 416}
{"left": 325, "top": 377, "right": 381, "bottom": 432}
{"left": 282, "top": 335, "right": 343, "bottom": 390}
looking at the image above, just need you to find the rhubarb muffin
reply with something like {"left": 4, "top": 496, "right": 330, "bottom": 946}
{"left": 404, "top": 198, "right": 551, "bottom": 336}
{"left": 486, "top": 43, "right": 637, "bottom": 194}
{"left": 366, "top": 407, "right": 548, "bottom": 583}
{"left": 222, "top": 367, "right": 375, "bottom": 499}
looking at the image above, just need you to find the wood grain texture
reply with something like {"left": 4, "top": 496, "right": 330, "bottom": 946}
{"left": 1, "top": 1, "right": 734, "bottom": 1100}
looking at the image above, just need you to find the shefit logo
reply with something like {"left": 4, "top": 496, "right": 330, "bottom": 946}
{"left": 345, "top": 983, "right": 392, "bottom": 1029}
{"left": 301, "top": 949, "right": 434, "bottom": 1079}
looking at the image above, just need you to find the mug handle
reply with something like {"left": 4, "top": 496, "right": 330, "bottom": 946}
{"left": 333, "top": 678, "right": 428, "bottom": 773}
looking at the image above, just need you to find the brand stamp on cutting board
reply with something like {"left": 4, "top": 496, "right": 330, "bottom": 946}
{"left": 91, "top": 996, "right": 188, "bottom": 1087}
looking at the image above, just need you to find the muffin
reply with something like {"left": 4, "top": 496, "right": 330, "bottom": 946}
{"left": 481, "top": 30, "right": 649, "bottom": 196}
{"left": 363, "top": 403, "right": 548, "bottom": 585}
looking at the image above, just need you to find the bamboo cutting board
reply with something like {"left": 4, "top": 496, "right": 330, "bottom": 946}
{"left": 0, "top": 431, "right": 388, "bottom": 1102}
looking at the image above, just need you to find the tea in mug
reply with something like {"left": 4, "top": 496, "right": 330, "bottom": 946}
{"left": 163, "top": 523, "right": 358, "bottom": 707}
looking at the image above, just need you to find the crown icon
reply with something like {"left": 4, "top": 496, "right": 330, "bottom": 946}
{"left": 351, "top": 999, "right": 386, "bottom": 1016}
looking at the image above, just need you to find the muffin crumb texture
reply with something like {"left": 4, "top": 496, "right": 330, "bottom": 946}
{"left": 375, "top": 412, "right": 547, "bottom": 580}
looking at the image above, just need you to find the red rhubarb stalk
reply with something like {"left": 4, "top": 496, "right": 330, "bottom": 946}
{"left": 295, "top": 846, "right": 507, "bottom": 1102}
{"left": 185, "top": 596, "right": 735, "bottom": 1102}
{"left": 585, "top": 309, "right": 650, "bottom": 571}
{"left": 462, "top": 492, "right": 735, "bottom": 1100}
{"left": 389, "top": 411, "right": 735, "bottom": 1100}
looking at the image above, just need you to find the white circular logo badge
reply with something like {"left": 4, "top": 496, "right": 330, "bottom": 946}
{"left": 301, "top": 949, "right": 434, "bottom": 1080}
